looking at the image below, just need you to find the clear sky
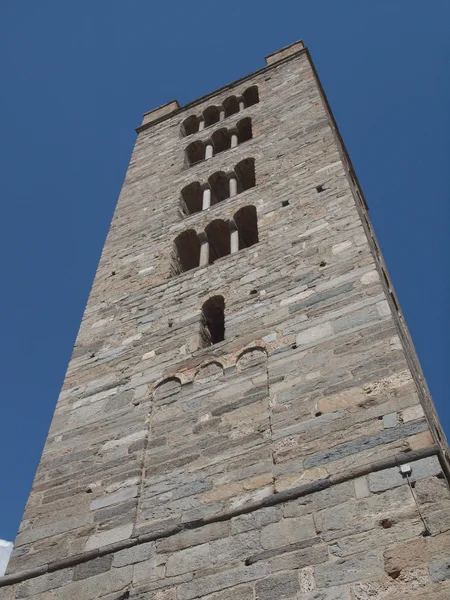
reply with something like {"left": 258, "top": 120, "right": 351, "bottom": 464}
{"left": 0, "top": 0, "right": 449, "bottom": 548}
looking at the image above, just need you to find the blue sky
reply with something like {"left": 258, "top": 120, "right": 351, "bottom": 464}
{"left": 0, "top": 0, "right": 449, "bottom": 549}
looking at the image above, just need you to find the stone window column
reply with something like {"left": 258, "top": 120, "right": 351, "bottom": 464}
{"left": 198, "top": 119, "right": 205, "bottom": 131}
{"left": 231, "top": 133, "right": 238, "bottom": 148}
{"left": 229, "top": 176, "right": 238, "bottom": 198}
{"left": 239, "top": 99, "right": 245, "bottom": 111}
{"left": 230, "top": 223, "right": 239, "bottom": 253}
{"left": 199, "top": 233, "right": 210, "bottom": 266}
{"left": 202, "top": 188, "right": 211, "bottom": 210}
{"left": 205, "top": 144, "right": 214, "bottom": 160}
{"left": 219, "top": 109, "right": 225, "bottom": 121}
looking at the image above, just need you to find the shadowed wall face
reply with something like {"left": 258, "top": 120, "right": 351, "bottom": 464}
{"left": 2, "top": 42, "right": 450, "bottom": 600}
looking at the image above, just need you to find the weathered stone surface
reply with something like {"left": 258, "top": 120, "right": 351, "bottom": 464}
{"left": 368, "top": 455, "right": 442, "bottom": 493}
{"left": 72, "top": 554, "right": 113, "bottom": 580}
{"left": 255, "top": 572, "right": 299, "bottom": 599}
{"left": 2, "top": 41, "right": 448, "bottom": 600}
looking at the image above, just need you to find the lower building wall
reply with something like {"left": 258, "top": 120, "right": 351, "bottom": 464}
{"left": 1, "top": 455, "right": 450, "bottom": 599}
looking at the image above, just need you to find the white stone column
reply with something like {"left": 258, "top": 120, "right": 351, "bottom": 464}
{"left": 219, "top": 109, "right": 225, "bottom": 121}
{"left": 229, "top": 177, "right": 238, "bottom": 197}
{"left": 202, "top": 188, "right": 211, "bottom": 210}
{"left": 239, "top": 100, "right": 245, "bottom": 111}
{"left": 198, "top": 119, "right": 205, "bottom": 131}
{"left": 231, "top": 134, "right": 238, "bottom": 148}
{"left": 205, "top": 144, "right": 214, "bottom": 160}
{"left": 230, "top": 228, "right": 239, "bottom": 253}
{"left": 200, "top": 240, "right": 210, "bottom": 266}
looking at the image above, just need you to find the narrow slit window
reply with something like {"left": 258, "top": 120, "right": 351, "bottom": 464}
{"left": 201, "top": 296, "right": 225, "bottom": 345}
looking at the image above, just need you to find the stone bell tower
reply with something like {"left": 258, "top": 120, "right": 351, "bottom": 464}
{"left": 2, "top": 41, "right": 450, "bottom": 600}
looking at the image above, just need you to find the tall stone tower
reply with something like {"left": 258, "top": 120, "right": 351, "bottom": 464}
{"left": 2, "top": 41, "right": 450, "bottom": 600}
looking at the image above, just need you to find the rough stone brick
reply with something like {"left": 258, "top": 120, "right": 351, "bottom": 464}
{"left": 73, "top": 554, "right": 113, "bottom": 580}
{"left": 315, "top": 551, "right": 383, "bottom": 587}
{"left": 84, "top": 523, "right": 133, "bottom": 551}
{"left": 231, "top": 506, "right": 281, "bottom": 534}
{"left": 255, "top": 572, "right": 299, "bottom": 599}
{"left": 165, "top": 543, "right": 211, "bottom": 577}
{"left": 353, "top": 476, "right": 370, "bottom": 499}
{"left": 368, "top": 456, "right": 442, "bottom": 493}
{"left": 260, "top": 515, "right": 316, "bottom": 550}
{"left": 429, "top": 558, "right": 450, "bottom": 583}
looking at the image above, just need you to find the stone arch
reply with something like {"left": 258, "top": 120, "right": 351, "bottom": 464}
{"left": 203, "top": 105, "right": 220, "bottom": 127}
{"left": 180, "top": 182, "right": 203, "bottom": 216}
{"left": 211, "top": 128, "right": 231, "bottom": 154}
{"left": 181, "top": 114, "right": 199, "bottom": 137}
{"left": 194, "top": 361, "right": 225, "bottom": 384}
{"left": 233, "top": 205, "right": 259, "bottom": 250}
{"left": 205, "top": 219, "right": 230, "bottom": 263}
{"left": 236, "top": 347, "right": 267, "bottom": 371}
{"left": 208, "top": 171, "right": 229, "bottom": 205}
{"left": 236, "top": 117, "right": 252, "bottom": 144}
{"left": 223, "top": 95, "right": 240, "bottom": 118}
{"left": 242, "top": 86, "right": 259, "bottom": 108}
{"left": 185, "top": 140, "right": 205, "bottom": 166}
{"left": 172, "top": 229, "right": 201, "bottom": 275}
{"left": 154, "top": 377, "right": 182, "bottom": 402}
{"left": 234, "top": 158, "right": 256, "bottom": 192}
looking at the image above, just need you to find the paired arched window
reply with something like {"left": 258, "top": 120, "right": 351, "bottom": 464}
{"left": 185, "top": 118, "right": 252, "bottom": 166}
{"left": 201, "top": 296, "right": 225, "bottom": 346}
{"left": 180, "top": 158, "right": 256, "bottom": 216}
{"left": 181, "top": 86, "right": 259, "bottom": 137}
{"left": 172, "top": 206, "right": 259, "bottom": 275}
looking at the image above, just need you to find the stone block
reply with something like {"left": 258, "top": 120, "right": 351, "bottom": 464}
{"left": 295, "top": 322, "right": 333, "bottom": 347}
{"left": 231, "top": 506, "right": 281, "bottom": 534}
{"left": 85, "top": 523, "right": 133, "bottom": 551}
{"left": 429, "top": 558, "right": 450, "bottom": 583}
{"left": 383, "top": 412, "right": 397, "bottom": 429}
{"left": 90, "top": 486, "right": 138, "bottom": 511}
{"left": 15, "top": 568, "right": 73, "bottom": 598}
{"left": 177, "top": 563, "right": 269, "bottom": 600}
{"left": 158, "top": 522, "right": 230, "bottom": 553}
{"left": 317, "top": 387, "right": 365, "bottom": 414}
{"left": 401, "top": 405, "right": 424, "bottom": 423}
{"left": 315, "top": 551, "right": 383, "bottom": 587}
{"left": 255, "top": 572, "right": 299, "bottom": 599}
{"left": 260, "top": 515, "right": 316, "bottom": 550}
{"left": 368, "top": 456, "right": 442, "bottom": 493}
{"left": 73, "top": 554, "right": 113, "bottom": 580}
{"left": 353, "top": 476, "right": 370, "bottom": 499}
{"left": 113, "top": 541, "right": 155, "bottom": 568}
{"left": 165, "top": 543, "right": 211, "bottom": 577}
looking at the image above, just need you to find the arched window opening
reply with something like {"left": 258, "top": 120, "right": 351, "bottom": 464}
{"left": 205, "top": 220, "right": 230, "bottom": 263}
{"left": 234, "top": 158, "right": 256, "bottom": 193}
{"left": 185, "top": 140, "right": 205, "bottom": 166}
{"left": 172, "top": 230, "right": 200, "bottom": 275}
{"left": 242, "top": 86, "right": 259, "bottom": 108}
{"left": 203, "top": 106, "right": 220, "bottom": 128}
{"left": 181, "top": 182, "right": 203, "bottom": 215}
{"left": 223, "top": 96, "right": 240, "bottom": 118}
{"left": 233, "top": 206, "right": 259, "bottom": 250}
{"left": 236, "top": 118, "right": 252, "bottom": 144}
{"left": 181, "top": 115, "right": 199, "bottom": 137}
{"left": 201, "top": 296, "right": 225, "bottom": 346}
{"left": 211, "top": 129, "right": 231, "bottom": 155}
{"left": 208, "top": 171, "right": 229, "bottom": 205}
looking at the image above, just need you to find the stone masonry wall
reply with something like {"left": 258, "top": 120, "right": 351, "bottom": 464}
{"left": 2, "top": 42, "right": 449, "bottom": 599}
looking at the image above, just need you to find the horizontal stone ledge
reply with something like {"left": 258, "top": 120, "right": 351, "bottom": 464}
{"left": 0, "top": 443, "right": 443, "bottom": 588}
